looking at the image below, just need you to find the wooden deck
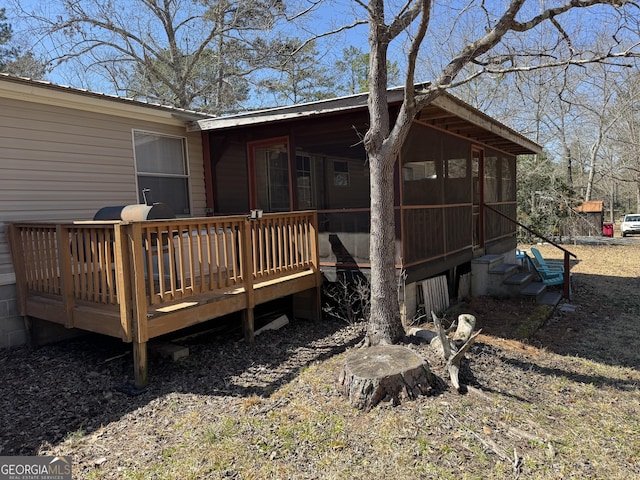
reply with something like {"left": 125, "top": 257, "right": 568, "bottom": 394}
{"left": 8, "top": 212, "right": 322, "bottom": 386}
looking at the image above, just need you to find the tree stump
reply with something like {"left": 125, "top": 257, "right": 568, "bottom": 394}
{"left": 338, "top": 345, "right": 436, "bottom": 410}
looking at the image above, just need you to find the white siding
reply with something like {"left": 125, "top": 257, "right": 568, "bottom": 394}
{"left": 0, "top": 95, "right": 206, "bottom": 284}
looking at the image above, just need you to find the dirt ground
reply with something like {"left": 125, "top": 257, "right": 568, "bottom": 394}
{"left": 1, "top": 241, "right": 639, "bottom": 479}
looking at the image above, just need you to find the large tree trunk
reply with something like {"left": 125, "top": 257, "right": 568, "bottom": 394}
{"left": 365, "top": 150, "right": 405, "bottom": 345}
{"left": 363, "top": 3, "right": 405, "bottom": 346}
{"left": 585, "top": 150, "right": 597, "bottom": 202}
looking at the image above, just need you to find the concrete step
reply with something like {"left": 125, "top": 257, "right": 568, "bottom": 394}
{"left": 489, "top": 262, "right": 519, "bottom": 276}
{"left": 503, "top": 271, "right": 534, "bottom": 286}
{"left": 472, "top": 254, "right": 505, "bottom": 268}
{"left": 472, "top": 254, "right": 507, "bottom": 296}
{"left": 538, "top": 291, "right": 563, "bottom": 307}
{"left": 520, "top": 281, "right": 546, "bottom": 302}
{"left": 503, "top": 271, "right": 534, "bottom": 297}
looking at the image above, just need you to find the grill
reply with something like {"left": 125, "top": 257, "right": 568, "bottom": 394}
{"left": 93, "top": 203, "right": 175, "bottom": 221}
{"left": 93, "top": 188, "right": 176, "bottom": 222}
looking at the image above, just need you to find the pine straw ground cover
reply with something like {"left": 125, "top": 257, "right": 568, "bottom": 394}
{"left": 1, "top": 243, "right": 639, "bottom": 479}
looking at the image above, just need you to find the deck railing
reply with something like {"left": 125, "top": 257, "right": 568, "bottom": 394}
{"left": 9, "top": 211, "right": 320, "bottom": 387}
{"left": 9, "top": 211, "right": 320, "bottom": 332}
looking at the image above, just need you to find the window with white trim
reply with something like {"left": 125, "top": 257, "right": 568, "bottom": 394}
{"left": 333, "top": 160, "right": 349, "bottom": 186}
{"left": 133, "top": 131, "right": 190, "bottom": 215}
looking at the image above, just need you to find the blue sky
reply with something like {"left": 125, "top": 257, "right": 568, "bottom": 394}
{"left": 7, "top": 0, "right": 638, "bottom": 104}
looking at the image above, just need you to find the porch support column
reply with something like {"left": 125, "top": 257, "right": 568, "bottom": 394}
{"left": 242, "top": 218, "right": 255, "bottom": 342}
{"left": 242, "top": 309, "right": 255, "bottom": 343}
{"left": 202, "top": 132, "right": 215, "bottom": 216}
{"left": 133, "top": 341, "right": 148, "bottom": 388}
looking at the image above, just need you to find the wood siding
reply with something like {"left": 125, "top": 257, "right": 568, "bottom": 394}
{"left": 213, "top": 140, "right": 249, "bottom": 214}
{"left": 0, "top": 96, "right": 205, "bottom": 285}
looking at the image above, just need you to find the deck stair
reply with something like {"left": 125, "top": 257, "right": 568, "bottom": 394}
{"left": 471, "top": 252, "right": 562, "bottom": 307}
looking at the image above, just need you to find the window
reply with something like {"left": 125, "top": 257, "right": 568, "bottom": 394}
{"left": 403, "top": 161, "right": 437, "bottom": 181}
{"left": 296, "top": 155, "right": 314, "bottom": 209}
{"left": 264, "top": 148, "right": 290, "bottom": 212}
{"left": 333, "top": 160, "right": 349, "bottom": 186}
{"left": 446, "top": 158, "right": 467, "bottom": 179}
{"left": 134, "top": 131, "right": 190, "bottom": 215}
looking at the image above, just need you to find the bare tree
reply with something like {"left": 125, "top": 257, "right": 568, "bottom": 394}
{"left": 610, "top": 68, "right": 640, "bottom": 212}
{"left": 357, "top": 0, "right": 640, "bottom": 346}
{"left": 256, "top": 37, "right": 337, "bottom": 106}
{"left": 0, "top": 7, "right": 46, "bottom": 78}
{"left": 14, "top": 0, "right": 286, "bottom": 113}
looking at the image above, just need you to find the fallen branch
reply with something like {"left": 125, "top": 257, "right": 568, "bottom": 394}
{"left": 431, "top": 312, "right": 481, "bottom": 391}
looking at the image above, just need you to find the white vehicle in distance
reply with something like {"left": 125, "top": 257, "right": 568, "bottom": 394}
{"left": 621, "top": 214, "right": 640, "bottom": 237}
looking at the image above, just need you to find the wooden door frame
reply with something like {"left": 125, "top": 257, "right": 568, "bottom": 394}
{"left": 247, "top": 136, "right": 292, "bottom": 211}
{"left": 472, "top": 146, "right": 485, "bottom": 248}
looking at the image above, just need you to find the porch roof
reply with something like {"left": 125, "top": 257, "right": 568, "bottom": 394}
{"left": 191, "top": 86, "right": 541, "bottom": 156}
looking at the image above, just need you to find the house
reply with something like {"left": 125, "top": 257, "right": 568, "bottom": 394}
{"left": 1, "top": 74, "right": 324, "bottom": 386}
{"left": 0, "top": 73, "right": 213, "bottom": 348}
{"left": 191, "top": 88, "right": 541, "bottom": 321}
{"left": 1, "top": 74, "right": 540, "bottom": 384}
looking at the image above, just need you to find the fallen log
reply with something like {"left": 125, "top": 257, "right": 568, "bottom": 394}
{"left": 431, "top": 312, "right": 481, "bottom": 391}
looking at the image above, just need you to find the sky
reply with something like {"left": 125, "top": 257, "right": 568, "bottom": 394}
{"left": 6, "top": 0, "right": 372, "bottom": 96}
{"left": 6, "top": 0, "right": 639, "bottom": 108}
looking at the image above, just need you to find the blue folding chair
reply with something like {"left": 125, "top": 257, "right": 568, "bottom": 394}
{"left": 526, "top": 248, "right": 572, "bottom": 296}
{"left": 530, "top": 247, "right": 564, "bottom": 273}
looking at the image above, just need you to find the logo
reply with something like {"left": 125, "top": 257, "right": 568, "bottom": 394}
{"left": 0, "top": 456, "right": 72, "bottom": 480}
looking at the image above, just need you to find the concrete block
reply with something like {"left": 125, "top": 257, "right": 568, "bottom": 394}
{"left": 0, "top": 315, "right": 27, "bottom": 348}
{"left": 153, "top": 342, "right": 190, "bottom": 361}
{"left": 7, "top": 329, "right": 27, "bottom": 347}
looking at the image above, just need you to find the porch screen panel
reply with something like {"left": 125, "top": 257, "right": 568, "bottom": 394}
{"left": 402, "top": 208, "right": 444, "bottom": 264}
{"left": 485, "top": 203, "right": 517, "bottom": 241}
{"left": 318, "top": 211, "right": 371, "bottom": 264}
{"left": 484, "top": 154, "right": 499, "bottom": 203}
{"left": 323, "top": 158, "right": 370, "bottom": 209}
{"left": 501, "top": 154, "right": 516, "bottom": 201}
{"left": 402, "top": 125, "right": 443, "bottom": 206}
{"left": 444, "top": 205, "right": 472, "bottom": 252}
{"left": 443, "top": 134, "right": 471, "bottom": 204}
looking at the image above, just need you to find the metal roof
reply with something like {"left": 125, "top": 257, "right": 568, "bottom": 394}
{"left": 574, "top": 200, "right": 604, "bottom": 213}
{"left": 1, "top": 74, "right": 541, "bottom": 155}
{"left": 192, "top": 86, "right": 541, "bottom": 156}
{"left": 0, "top": 73, "right": 212, "bottom": 121}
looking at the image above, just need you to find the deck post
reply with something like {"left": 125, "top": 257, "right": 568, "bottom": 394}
{"left": 242, "top": 309, "right": 255, "bottom": 343}
{"left": 56, "top": 225, "right": 75, "bottom": 328}
{"left": 127, "top": 222, "right": 149, "bottom": 343}
{"left": 310, "top": 212, "right": 322, "bottom": 321}
{"left": 114, "top": 223, "right": 133, "bottom": 342}
{"left": 241, "top": 219, "right": 255, "bottom": 342}
{"left": 563, "top": 251, "right": 571, "bottom": 299}
{"left": 127, "top": 222, "right": 150, "bottom": 385}
{"left": 133, "top": 340, "right": 148, "bottom": 388}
